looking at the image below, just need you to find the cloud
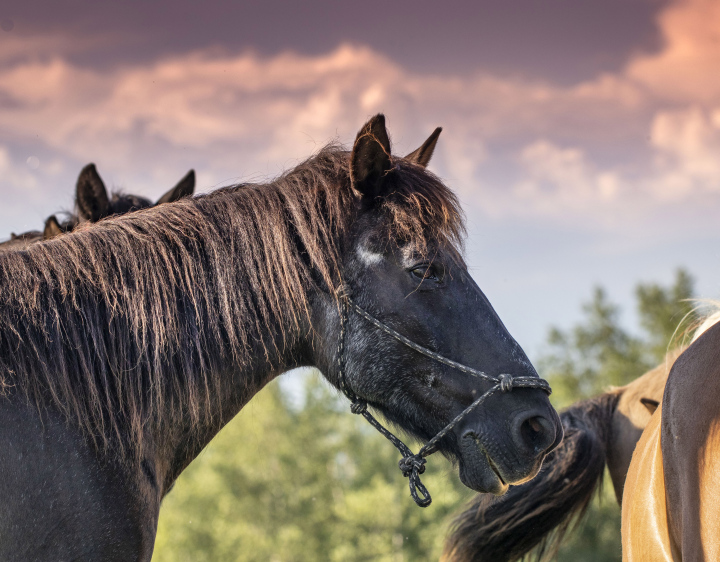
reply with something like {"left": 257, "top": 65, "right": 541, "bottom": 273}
{"left": 648, "top": 106, "right": 720, "bottom": 199}
{"left": 0, "top": 147, "right": 38, "bottom": 193}
{"left": 0, "top": 145, "right": 72, "bottom": 237}
{"left": 0, "top": 45, "right": 642, "bottom": 155}
{"left": 514, "top": 141, "right": 623, "bottom": 215}
{"left": 0, "top": 0, "right": 719, "bottom": 237}
{"left": 0, "top": 45, "right": 646, "bottom": 213}
{"left": 0, "top": 32, "right": 103, "bottom": 68}
{"left": 627, "top": 0, "right": 720, "bottom": 103}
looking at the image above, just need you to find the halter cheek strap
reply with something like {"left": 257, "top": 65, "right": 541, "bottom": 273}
{"left": 334, "top": 285, "right": 552, "bottom": 507}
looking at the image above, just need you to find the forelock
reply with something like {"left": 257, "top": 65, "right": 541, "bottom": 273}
{"left": 376, "top": 159, "right": 466, "bottom": 259}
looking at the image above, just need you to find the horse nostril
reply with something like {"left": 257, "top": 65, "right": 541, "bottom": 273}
{"left": 518, "top": 415, "right": 556, "bottom": 454}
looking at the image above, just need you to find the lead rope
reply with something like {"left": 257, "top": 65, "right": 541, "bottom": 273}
{"left": 334, "top": 284, "right": 552, "bottom": 507}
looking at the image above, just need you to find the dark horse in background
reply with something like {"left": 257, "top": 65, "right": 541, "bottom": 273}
{"left": 0, "top": 163, "right": 195, "bottom": 250}
{"left": 0, "top": 115, "right": 561, "bottom": 560}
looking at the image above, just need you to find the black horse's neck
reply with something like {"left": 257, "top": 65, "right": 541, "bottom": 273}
{"left": 0, "top": 164, "right": 348, "bottom": 487}
{"left": 157, "top": 340, "right": 310, "bottom": 494}
{"left": 142, "top": 185, "right": 343, "bottom": 492}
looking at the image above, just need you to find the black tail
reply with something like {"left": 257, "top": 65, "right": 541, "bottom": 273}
{"left": 442, "top": 393, "right": 619, "bottom": 562}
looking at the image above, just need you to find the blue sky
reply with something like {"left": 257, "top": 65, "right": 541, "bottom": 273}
{"left": 1, "top": 0, "right": 719, "bottom": 360}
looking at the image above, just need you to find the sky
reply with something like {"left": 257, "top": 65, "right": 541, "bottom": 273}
{"left": 1, "top": 0, "right": 720, "bottom": 360}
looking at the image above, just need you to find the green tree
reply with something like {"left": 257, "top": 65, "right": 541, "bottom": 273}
{"left": 153, "top": 374, "right": 472, "bottom": 562}
{"left": 636, "top": 268, "right": 695, "bottom": 360}
{"left": 541, "top": 287, "right": 647, "bottom": 408}
{"left": 541, "top": 269, "right": 695, "bottom": 410}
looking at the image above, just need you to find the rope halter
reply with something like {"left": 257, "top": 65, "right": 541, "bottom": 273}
{"left": 334, "top": 284, "right": 552, "bottom": 507}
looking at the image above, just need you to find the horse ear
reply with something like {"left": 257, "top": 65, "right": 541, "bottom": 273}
{"left": 156, "top": 169, "right": 195, "bottom": 205}
{"left": 640, "top": 397, "right": 660, "bottom": 415}
{"left": 76, "top": 163, "right": 110, "bottom": 222}
{"left": 351, "top": 114, "right": 393, "bottom": 200}
{"left": 405, "top": 127, "right": 442, "bottom": 168}
{"left": 43, "top": 215, "right": 63, "bottom": 240}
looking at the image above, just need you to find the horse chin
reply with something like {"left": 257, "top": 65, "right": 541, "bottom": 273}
{"left": 457, "top": 441, "right": 509, "bottom": 495}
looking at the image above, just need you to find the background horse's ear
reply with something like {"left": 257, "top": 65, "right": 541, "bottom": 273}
{"left": 43, "top": 215, "right": 63, "bottom": 240}
{"left": 76, "top": 163, "right": 110, "bottom": 222}
{"left": 640, "top": 397, "right": 660, "bottom": 415}
{"left": 351, "top": 114, "right": 392, "bottom": 200}
{"left": 157, "top": 169, "right": 195, "bottom": 205}
{"left": 404, "top": 127, "right": 442, "bottom": 168}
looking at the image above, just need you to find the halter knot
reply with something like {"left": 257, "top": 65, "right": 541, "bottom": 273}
{"left": 398, "top": 454, "right": 426, "bottom": 477}
{"left": 499, "top": 374, "right": 514, "bottom": 393}
{"left": 350, "top": 401, "right": 367, "bottom": 415}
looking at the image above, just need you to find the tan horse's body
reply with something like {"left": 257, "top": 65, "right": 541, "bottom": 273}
{"left": 443, "top": 312, "right": 720, "bottom": 562}
{"left": 622, "top": 405, "right": 674, "bottom": 560}
{"left": 607, "top": 352, "right": 679, "bottom": 502}
{"left": 442, "top": 350, "right": 679, "bottom": 562}
{"left": 623, "top": 319, "right": 720, "bottom": 561}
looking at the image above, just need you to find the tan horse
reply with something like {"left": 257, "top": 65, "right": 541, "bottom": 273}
{"left": 622, "top": 312, "right": 720, "bottom": 561}
{"left": 443, "top": 350, "right": 680, "bottom": 562}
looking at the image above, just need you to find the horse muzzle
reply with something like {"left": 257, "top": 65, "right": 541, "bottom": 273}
{"left": 456, "top": 404, "right": 563, "bottom": 494}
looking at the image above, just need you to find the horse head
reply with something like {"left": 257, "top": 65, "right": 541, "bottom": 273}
{"left": 0, "top": 165, "right": 197, "bottom": 250}
{"left": 315, "top": 115, "right": 562, "bottom": 495}
{"left": 75, "top": 163, "right": 195, "bottom": 224}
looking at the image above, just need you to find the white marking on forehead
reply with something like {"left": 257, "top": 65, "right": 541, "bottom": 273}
{"left": 357, "top": 244, "right": 383, "bottom": 266}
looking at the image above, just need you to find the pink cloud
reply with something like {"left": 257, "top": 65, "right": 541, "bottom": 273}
{"left": 0, "top": 0, "right": 719, "bottom": 233}
{"left": 627, "top": 0, "right": 720, "bottom": 103}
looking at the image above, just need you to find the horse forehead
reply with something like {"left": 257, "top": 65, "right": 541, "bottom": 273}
{"left": 355, "top": 237, "right": 383, "bottom": 266}
{"left": 354, "top": 238, "right": 459, "bottom": 270}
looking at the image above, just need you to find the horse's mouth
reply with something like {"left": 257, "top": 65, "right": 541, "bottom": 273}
{"left": 484, "top": 449, "right": 507, "bottom": 487}
{"left": 457, "top": 433, "right": 509, "bottom": 495}
{"left": 476, "top": 439, "right": 509, "bottom": 495}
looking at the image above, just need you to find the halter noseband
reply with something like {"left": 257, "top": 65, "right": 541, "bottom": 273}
{"left": 334, "top": 284, "right": 552, "bottom": 507}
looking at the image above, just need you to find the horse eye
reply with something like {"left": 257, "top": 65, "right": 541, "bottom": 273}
{"left": 410, "top": 265, "right": 440, "bottom": 282}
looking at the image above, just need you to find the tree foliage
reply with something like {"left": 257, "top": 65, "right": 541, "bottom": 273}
{"left": 541, "top": 269, "right": 695, "bottom": 410}
{"left": 153, "top": 375, "right": 472, "bottom": 562}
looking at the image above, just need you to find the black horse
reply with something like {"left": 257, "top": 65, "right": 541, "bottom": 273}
{"left": 0, "top": 115, "right": 561, "bottom": 560}
{"left": 0, "top": 163, "right": 195, "bottom": 250}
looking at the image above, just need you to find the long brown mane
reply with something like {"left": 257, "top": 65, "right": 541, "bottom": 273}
{"left": 0, "top": 146, "right": 464, "bottom": 460}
